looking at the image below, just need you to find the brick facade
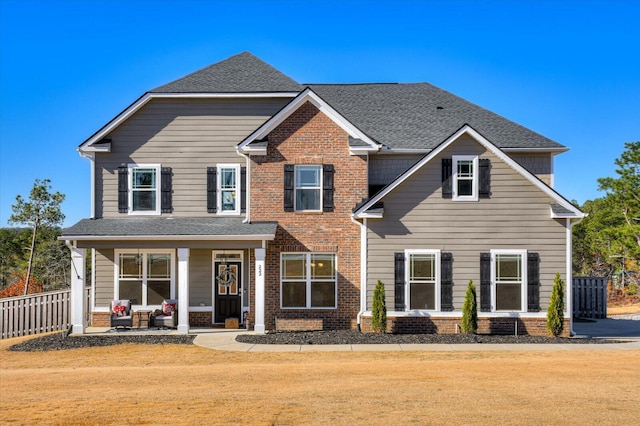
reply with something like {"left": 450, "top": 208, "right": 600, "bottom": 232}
{"left": 360, "top": 316, "right": 571, "bottom": 338}
{"left": 250, "top": 101, "right": 368, "bottom": 331}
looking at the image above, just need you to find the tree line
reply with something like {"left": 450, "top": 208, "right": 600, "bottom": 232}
{"left": 573, "top": 141, "right": 640, "bottom": 290}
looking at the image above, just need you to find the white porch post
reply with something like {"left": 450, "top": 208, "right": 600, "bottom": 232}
{"left": 70, "top": 247, "right": 86, "bottom": 334}
{"left": 254, "top": 248, "right": 266, "bottom": 334}
{"left": 177, "top": 248, "right": 190, "bottom": 334}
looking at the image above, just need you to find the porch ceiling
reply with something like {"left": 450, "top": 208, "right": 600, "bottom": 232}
{"left": 60, "top": 217, "right": 277, "bottom": 241}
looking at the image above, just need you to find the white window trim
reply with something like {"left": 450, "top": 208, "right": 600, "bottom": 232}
{"left": 405, "top": 249, "right": 441, "bottom": 312}
{"left": 490, "top": 249, "right": 527, "bottom": 312}
{"left": 128, "top": 163, "right": 161, "bottom": 215}
{"left": 294, "top": 165, "right": 323, "bottom": 212}
{"left": 216, "top": 163, "right": 241, "bottom": 216}
{"left": 452, "top": 155, "right": 479, "bottom": 201}
{"left": 114, "top": 249, "right": 176, "bottom": 307}
{"left": 280, "top": 252, "right": 337, "bottom": 309}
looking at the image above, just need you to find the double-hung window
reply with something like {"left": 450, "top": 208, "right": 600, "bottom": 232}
{"left": 406, "top": 250, "right": 440, "bottom": 310}
{"left": 295, "top": 165, "right": 322, "bottom": 211}
{"left": 217, "top": 164, "right": 240, "bottom": 215}
{"left": 452, "top": 155, "right": 478, "bottom": 201}
{"left": 116, "top": 250, "right": 174, "bottom": 306}
{"left": 281, "top": 253, "right": 336, "bottom": 308}
{"left": 129, "top": 164, "right": 161, "bottom": 214}
{"left": 492, "top": 250, "right": 527, "bottom": 311}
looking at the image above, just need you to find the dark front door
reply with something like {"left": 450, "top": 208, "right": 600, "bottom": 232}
{"left": 214, "top": 261, "right": 242, "bottom": 323}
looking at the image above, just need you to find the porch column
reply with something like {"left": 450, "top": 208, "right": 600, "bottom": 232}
{"left": 177, "top": 248, "right": 189, "bottom": 334}
{"left": 70, "top": 247, "right": 86, "bottom": 334}
{"left": 254, "top": 248, "right": 266, "bottom": 334}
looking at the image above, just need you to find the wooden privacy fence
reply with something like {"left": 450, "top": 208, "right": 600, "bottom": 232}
{"left": 572, "top": 276, "right": 607, "bottom": 319}
{"left": 0, "top": 287, "right": 91, "bottom": 339}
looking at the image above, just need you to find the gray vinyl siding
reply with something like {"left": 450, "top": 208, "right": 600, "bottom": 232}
{"left": 94, "top": 249, "right": 114, "bottom": 308}
{"left": 189, "top": 249, "right": 212, "bottom": 306}
{"left": 94, "top": 97, "right": 289, "bottom": 218}
{"left": 366, "top": 135, "right": 567, "bottom": 312}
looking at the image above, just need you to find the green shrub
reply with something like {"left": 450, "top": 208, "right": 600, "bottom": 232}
{"left": 461, "top": 280, "right": 477, "bottom": 334}
{"left": 625, "top": 283, "right": 638, "bottom": 296}
{"left": 547, "top": 273, "right": 565, "bottom": 337}
{"left": 371, "top": 280, "right": 387, "bottom": 333}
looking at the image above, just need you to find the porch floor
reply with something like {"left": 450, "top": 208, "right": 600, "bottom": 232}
{"left": 81, "top": 326, "right": 246, "bottom": 336}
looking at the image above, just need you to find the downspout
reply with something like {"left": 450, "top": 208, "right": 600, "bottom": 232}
{"left": 568, "top": 215, "right": 585, "bottom": 337}
{"left": 236, "top": 150, "right": 251, "bottom": 223}
{"left": 78, "top": 149, "right": 95, "bottom": 219}
{"left": 351, "top": 216, "right": 367, "bottom": 331}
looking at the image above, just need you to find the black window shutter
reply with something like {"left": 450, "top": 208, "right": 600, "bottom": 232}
{"left": 241, "top": 166, "right": 247, "bottom": 213}
{"left": 479, "top": 158, "right": 491, "bottom": 198}
{"left": 118, "top": 166, "right": 128, "bottom": 213}
{"left": 527, "top": 252, "right": 540, "bottom": 312}
{"left": 442, "top": 158, "right": 452, "bottom": 198}
{"left": 322, "top": 164, "right": 334, "bottom": 212}
{"left": 480, "top": 253, "right": 491, "bottom": 312}
{"left": 207, "top": 167, "right": 217, "bottom": 213}
{"left": 283, "top": 164, "right": 294, "bottom": 212}
{"left": 441, "top": 252, "right": 454, "bottom": 311}
{"left": 161, "top": 167, "right": 172, "bottom": 213}
{"left": 394, "top": 252, "right": 405, "bottom": 311}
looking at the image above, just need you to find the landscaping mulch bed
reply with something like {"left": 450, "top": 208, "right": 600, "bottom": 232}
{"left": 7, "top": 333, "right": 195, "bottom": 352}
{"left": 7, "top": 329, "right": 622, "bottom": 352}
{"left": 236, "top": 330, "right": 618, "bottom": 345}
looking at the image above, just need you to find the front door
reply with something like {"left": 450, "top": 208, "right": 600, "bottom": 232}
{"left": 214, "top": 261, "right": 242, "bottom": 323}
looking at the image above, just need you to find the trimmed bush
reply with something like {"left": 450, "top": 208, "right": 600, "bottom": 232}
{"left": 461, "top": 280, "right": 477, "bottom": 334}
{"left": 547, "top": 272, "right": 565, "bottom": 337}
{"left": 371, "top": 280, "right": 387, "bottom": 333}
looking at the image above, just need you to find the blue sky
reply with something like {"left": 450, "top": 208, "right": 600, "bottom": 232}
{"left": 1, "top": 0, "right": 638, "bottom": 227}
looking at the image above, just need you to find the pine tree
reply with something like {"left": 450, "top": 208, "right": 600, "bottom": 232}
{"left": 371, "top": 280, "right": 387, "bottom": 333}
{"left": 461, "top": 280, "right": 477, "bottom": 334}
{"left": 547, "top": 273, "right": 565, "bottom": 337}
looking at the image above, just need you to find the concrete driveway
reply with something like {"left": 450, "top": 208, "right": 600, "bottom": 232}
{"left": 573, "top": 317, "right": 640, "bottom": 340}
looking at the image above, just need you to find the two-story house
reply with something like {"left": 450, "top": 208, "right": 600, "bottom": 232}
{"left": 62, "top": 52, "right": 584, "bottom": 336}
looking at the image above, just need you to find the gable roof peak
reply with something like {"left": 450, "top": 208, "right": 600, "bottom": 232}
{"left": 151, "top": 51, "right": 302, "bottom": 93}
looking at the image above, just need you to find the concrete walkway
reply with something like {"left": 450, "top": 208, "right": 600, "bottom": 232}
{"left": 193, "top": 321, "right": 640, "bottom": 352}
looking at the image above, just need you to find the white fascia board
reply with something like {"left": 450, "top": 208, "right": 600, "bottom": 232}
{"left": 80, "top": 143, "right": 111, "bottom": 153}
{"left": 503, "top": 147, "right": 569, "bottom": 153}
{"left": 59, "top": 234, "right": 276, "bottom": 242}
{"left": 238, "top": 88, "right": 379, "bottom": 153}
{"left": 79, "top": 92, "right": 298, "bottom": 151}
{"left": 353, "top": 124, "right": 584, "bottom": 218}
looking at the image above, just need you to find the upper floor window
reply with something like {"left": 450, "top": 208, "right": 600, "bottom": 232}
{"left": 218, "top": 164, "right": 240, "bottom": 215}
{"left": 130, "top": 166, "right": 160, "bottom": 213}
{"left": 283, "top": 164, "right": 334, "bottom": 213}
{"left": 452, "top": 155, "right": 478, "bottom": 201}
{"left": 295, "top": 165, "right": 322, "bottom": 211}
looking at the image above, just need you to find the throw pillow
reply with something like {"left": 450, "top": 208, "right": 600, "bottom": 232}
{"left": 163, "top": 303, "right": 176, "bottom": 316}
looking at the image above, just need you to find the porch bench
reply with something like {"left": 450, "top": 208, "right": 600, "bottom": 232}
{"left": 275, "top": 318, "right": 323, "bottom": 332}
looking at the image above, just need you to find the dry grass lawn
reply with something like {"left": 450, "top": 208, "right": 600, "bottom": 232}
{"left": 1, "top": 335, "right": 639, "bottom": 425}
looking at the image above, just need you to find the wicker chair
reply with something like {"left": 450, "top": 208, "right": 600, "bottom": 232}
{"left": 110, "top": 300, "right": 133, "bottom": 328}
{"left": 151, "top": 299, "right": 178, "bottom": 329}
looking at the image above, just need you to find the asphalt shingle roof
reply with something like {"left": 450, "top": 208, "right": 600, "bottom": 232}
{"left": 151, "top": 51, "right": 303, "bottom": 93}
{"left": 62, "top": 218, "right": 277, "bottom": 238}
{"left": 308, "top": 83, "right": 565, "bottom": 150}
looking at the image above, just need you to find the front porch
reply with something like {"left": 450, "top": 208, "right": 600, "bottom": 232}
{"left": 61, "top": 217, "right": 277, "bottom": 336}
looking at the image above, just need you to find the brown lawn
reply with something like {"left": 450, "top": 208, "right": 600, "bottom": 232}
{"left": 1, "top": 336, "right": 639, "bottom": 425}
